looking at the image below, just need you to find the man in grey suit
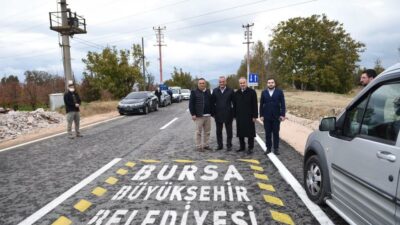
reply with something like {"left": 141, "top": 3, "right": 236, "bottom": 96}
{"left": 211, "top": 76, "right": 234, "bottom": 151}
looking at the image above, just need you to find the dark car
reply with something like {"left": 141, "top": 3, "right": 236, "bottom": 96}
{"left": 160, "top": 90, "right": 172, "bottom": 107}
{"left": 117, "top": 91, "right": 158, "bottom": 115}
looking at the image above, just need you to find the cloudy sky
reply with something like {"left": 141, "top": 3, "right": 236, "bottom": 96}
{"left": 1, "top": 0, "right": 399, "bottom": 83}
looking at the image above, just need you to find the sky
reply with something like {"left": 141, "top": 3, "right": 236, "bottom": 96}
{"left": 0, "top": 0, "right": 399, "bottom": 84}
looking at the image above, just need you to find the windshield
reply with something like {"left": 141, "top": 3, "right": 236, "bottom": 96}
{"left": 172, "top": 89, "right": 180, "bottom": 94}
{"left": 181, "top": 89, "right": 190, "bottom": 93}
{"left": 126, "top": 92, "right": 148, "bottom": 99}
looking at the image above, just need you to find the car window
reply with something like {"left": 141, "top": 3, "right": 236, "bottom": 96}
{"left": 360, "top": 82, "right": 400, "bottom": 143}
{"left": 126, "top": 92, "right": 147, "bottom": 99}
{"left": 343, "top": 97, "right": 368, "bottom": 138}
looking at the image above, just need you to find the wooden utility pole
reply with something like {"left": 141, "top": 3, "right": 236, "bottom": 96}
{"left": 142, "top": 37, "right": 146, "bottom": 90}
{"left": 242, "top": 23, "right": 254, "bottom": 84}
{"left": 153, "top": 26, "right": 166, "bottom": 83}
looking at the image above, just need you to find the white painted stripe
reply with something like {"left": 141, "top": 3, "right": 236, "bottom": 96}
{"left": 0, "top": 116, "right": 123, "bottom": 153}
{"left": 17, "top": 158, "right": 122, "bottom": 225}
{"left": 255, "top": 134, "right": 334, "bottom": 225}
{"left": 160, "top": 117, "right": 178, "bottom": 130}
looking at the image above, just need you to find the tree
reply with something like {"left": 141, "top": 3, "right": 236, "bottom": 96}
{"left": 23, "top": 70, "right": 63, "bottom": 109}
{"left": 226, "top": 74, "right": 239, "bottom": 89}
{"left": 80, "top": 72, "right": 101, "bottom": 102}
{"left": 164, "top": 67, "right": 193, "bottom": 89}
{"left": 373, "top": 58, "right": 385, "bottom": 74}
{"left": 0, "top": 75, "right": 21, "bottom": 110}
{"left": 82, "top": 44, "right": 145, "bottom": 99}
{"left": 236, "top": 41, "right": 272, "bottom": 89}
{"left": 269, "top": 14, "right": 365, "bottom": 93}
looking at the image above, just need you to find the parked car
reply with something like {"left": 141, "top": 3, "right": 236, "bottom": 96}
{"left": 171, "top": 88, "right": 183, "bottom": 103}
{"left": 181, "top": 89, "right": 191, "bottom": 100}
{"left": 160, "top": 90, "right": 172, "bottom": 107}
{"left": 117, "top": 91, "right": 158, "bottom": 115}
{"left": 303, "top": 63, "right": 400, "bottom": 225}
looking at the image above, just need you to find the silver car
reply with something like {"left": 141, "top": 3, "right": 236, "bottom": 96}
{"left": 303, "top": 63, "right": 400, "bottom": 225}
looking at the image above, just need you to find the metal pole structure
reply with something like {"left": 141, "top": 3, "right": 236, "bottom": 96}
{"left": 142, "top": 37, "right": 146, "bottom": 90}
{"left": 60, "top": 0, "right": 73, "bottom": 90}
{"left": 153, "top": 26, "right": 166, "bottom": 83}
{"left": 242, "top": 23, "right": 254, "bottom": 85}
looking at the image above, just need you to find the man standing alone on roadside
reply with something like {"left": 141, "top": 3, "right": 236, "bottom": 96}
{"left": 154, "top": 87, "right": 162, "bottom": 104}
{"left": 360, "top": 69, "right": 377, "bottom": 87}
{"left": 260, "top": 78, "right": 286, "bottom": 155}
{"left": 64, "top": 81, "right": 82, "bottom": 139}
{"left": 211, "top": 76, "right": 234, "bottom": 151}
{"left": 233, "top": 77, "right": 258, "bottom": 154}
{"left": 189, "top": 78, "right": 212, "bottom": 151}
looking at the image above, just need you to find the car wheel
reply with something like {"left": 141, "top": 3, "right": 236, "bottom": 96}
{"left": 119, "top": 111, "right": 124, "bottom": 116}
{"left": 143, "top": 105, "right": 149, "bottom": 114}
{"left": 304, "top": 155, "right": 327, "bottom": 205}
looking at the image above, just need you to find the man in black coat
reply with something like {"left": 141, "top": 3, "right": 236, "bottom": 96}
{"left": 211, "top": 76, "right": 234, "bottom": 151}
{"left": 63, "top": 81, "right": 82, "bottom": 139}
{"left": 154, "top": 87, "right": 162, "bottom": 104}
{"left": 233, "top": 77, "right": 258, "bottom": 154}
{"left": 260, "top": 78, "right": 286, "bottom": 155}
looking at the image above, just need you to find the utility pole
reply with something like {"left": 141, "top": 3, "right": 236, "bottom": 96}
{"left": 153, "top": 26, "right": 166, "bottom": 83}
{"left": 142, "top": 37, "right": 146, "bottom": 90}
{"left": 49, "top": 0, "right": 86, "bottom": 90}
{"left": 242, "top": 23, "right": 254, "bottom": 85}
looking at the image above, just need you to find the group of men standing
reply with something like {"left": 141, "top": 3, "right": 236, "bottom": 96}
{"left": 189, "top": 76, "right": 286, "bottom": 155}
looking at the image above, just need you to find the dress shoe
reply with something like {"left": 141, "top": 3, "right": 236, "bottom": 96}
{"left": 247, "top": 148, "right": 253, "bottom": 155}
{"left": 215, "top": 146, "right": 223, "bottom": 150}
{"left": 76, "top": 133, "right": 83, "bottom": 137}
{"left": 226, "top": 146, "right": 232, "bottom": 151}
{"left": 274, "top": 149, "right": 280, "bottom": 155}
{"left": 195, "top": 147, "right": 203, "bottom": 152}
{"left": 264, "top": 149, "right": 271, "bottom": 155}
{"left": 203, "top": 146, "right": 212, "bottom": 150}
{"left": 236, "top": 148, "right": 245, "bottom": 152}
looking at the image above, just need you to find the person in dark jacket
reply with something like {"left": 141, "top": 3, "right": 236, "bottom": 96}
{"left": 63, "top": 81, "right": 82, "bottom": 139}
{"left": 211, "top": 76, "right": 234, "bottom": 151}
{"left": 260, "top": 78, "right": 286, "bottom": 155}
{"left": 167, "top": 88, "right": 173, "bottom": 104}
{"left": 154, "top": 87, "right": 162, "bottom": 104}
{"left": 233, "top": 77, "right": 258, "bottom": 154}
{"left": 189, "top": 78, "right": 212, "bottom": 151}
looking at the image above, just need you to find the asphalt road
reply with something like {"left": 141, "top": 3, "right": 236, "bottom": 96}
{"left": 0, "top": 102, "right": 348, "bottom": 225}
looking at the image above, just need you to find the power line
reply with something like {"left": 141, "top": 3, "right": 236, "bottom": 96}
{"left": 91, "top": 0, "right": 190, "bottom": 26}
{"left": 72, "top": 37, "right": 106, "bottom": 49}
{"left": 79, "top": 0, "right": 272, "bottom": 44}
{"left": 104, "top": 0, "right": 317, "bottom": 46}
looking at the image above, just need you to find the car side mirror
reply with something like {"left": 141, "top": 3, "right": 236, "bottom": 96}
{"left": 319, "top": 117, "right": 336, "bottom": 131}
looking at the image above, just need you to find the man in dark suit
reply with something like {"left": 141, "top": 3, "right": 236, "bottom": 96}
{"left": 234, "top": 77, "right": 258, "bottom": 154}
{"left": 211, "top": 76, "right": 234, "bottom": 151}
{"left": 260, "top": 78, "right": 286, "bottom": 155}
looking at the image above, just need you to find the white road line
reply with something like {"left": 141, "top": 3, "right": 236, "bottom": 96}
{"left": 255, "top": 134, "right": 334, "bottom": 225}
{"left": 17, "top": 158, "right": 122, "bottom": 225}
{"left": 0, "top": 116, "right": 123, "bottom": 153}
{"left": 160, "top": 117, "right": 178, "bottom": 130}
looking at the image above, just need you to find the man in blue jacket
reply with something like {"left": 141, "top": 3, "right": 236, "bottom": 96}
{"left": 260, "top": 78, "right": 286, "bottom": 155}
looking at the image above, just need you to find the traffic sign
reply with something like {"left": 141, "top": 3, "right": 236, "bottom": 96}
{"left": 159, "top": 84, "right": 168, "bottom": 91}
{"left": 248, "top": 73, "right": 258, "bottom": 86}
